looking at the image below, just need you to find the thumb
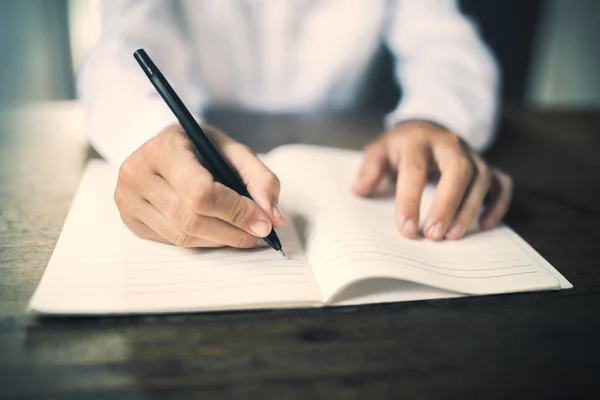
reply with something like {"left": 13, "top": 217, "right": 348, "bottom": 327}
{"left": 353, "top": 141, "right": 388, "bottom": 197}
{"left": 221, "top": 141, "right": 284, "bottom": 228}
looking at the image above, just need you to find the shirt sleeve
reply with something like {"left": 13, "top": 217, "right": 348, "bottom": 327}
{"left": 77, "top": 0, "right": 204, "bottom": 165}
{"left": 383, "top": 0, "right": 500, "bottom": 152}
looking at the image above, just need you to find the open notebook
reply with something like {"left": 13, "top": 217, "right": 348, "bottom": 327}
{"left": 29, "top": 145, "right": 571, "bottom": 315}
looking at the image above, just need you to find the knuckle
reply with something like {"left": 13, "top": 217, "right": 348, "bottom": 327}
{"left": 145, "top": 131, "right": 169, "bottom": 154}
{"left": 455, "top": 156, "right": 474, "bottom": 178}
{"left": 178, "top": 214, "right": 195, "bottom": 234}
{"left": 174, "top": 208, "right": 202, "bottom": 235}
{"left": 190, "top": 182, "right": 215, "bottom": 213}
{"left": 233, "top": 235, "right": 246, "bottom": 248}
{"left": 173, "top": 231, "right": 194, "bottom": 247}
{"left": 479, "top": 165, "right": 492, "bottom": 190}
{"left": 159, "top": 128, "right": 181, "bottom": 141}
{"left": 118, "top": 157, "right": 137, "bottom": 184}
{"left": 411, "top": 126, "right": 431, "bottom": 142}
{"left": 465, "top": 203, "right": 481, "bottom": 221}
{"left": 232, "top": 233, "right": 255, "bottom": 248}
{"left": 143, "top": 135, "right": 160, "bottom": 154}
{"left": 396, "top": 121, "right": 438, "bottom": 142}
{"left": 440, "top": 130, "right": 463, "bottom": 147}
{"left": 405, "top": 160, "right": 427, "bottom": 175}
{"left": 437, "top": 197, "right": 459, "bottom": 215}
{"left": 262, "top": 171, "right": 281, "bottom": 189}
{"left": 236, "top": 143, "right": 254, "bottom": 155}
{"left": 479, "top": 163, "right": 491, "bottom": 181}
{"left": 158, "top": 129, "right": 189, "bottom": 153}
{"left": 448, "top": 132, "right": 463, "bottom": 146}
{"left": 229, "top": 199, "right": 250, "bottom": 227}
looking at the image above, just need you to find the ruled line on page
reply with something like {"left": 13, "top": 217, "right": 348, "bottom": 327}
{"left": 311, "top": 239, "right": 528, "bottom": 271}
{"left": 38, "top": 281, "right": 312, "bottom": 296}
{"left": 47, "top": 271, "right": 311, "bottom": 288}
{"left": 311, "top": 237, "right": 522, "bottom": 263}
{"left": 315, "top": 244, "right": 524, "bottom": 266}
{"left": 67, "top": 244, "right": 304, "bottom": 261}
{"left": 318, "top": 250, "right": 531, "bottom": 272}
{"left": 40, "top": 257, "right": 318, "bottom": 300}
{"left": 61, "top": 257, "right": 308, "bottom": 271}
{"left": 58, "top": 264, "right": 312, "bottom": 280}
{"left": 305, "top": 228, "right": 541, "bottom": 280}
{"left": 316, "top": 253, "right": 537, "bottom": 279}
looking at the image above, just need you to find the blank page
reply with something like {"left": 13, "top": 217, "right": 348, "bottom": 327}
{"left": 29, "top": 161, "right": 322, "bottom": 315}
{"left": 266, "top": 145, "right": 572, "bottom": 302}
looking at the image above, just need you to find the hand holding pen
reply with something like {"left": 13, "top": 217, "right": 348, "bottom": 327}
{"left": 112, "top": 49, "right": 286, "bottom": 256}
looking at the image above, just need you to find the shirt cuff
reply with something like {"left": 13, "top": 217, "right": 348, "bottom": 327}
{"left": 88, "top": 97, "right": 202, "bottom": 166}
{"left": 384, "top": 94, "right": 495, "bottom": 153}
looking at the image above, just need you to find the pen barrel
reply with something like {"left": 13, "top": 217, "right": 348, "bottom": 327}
{"left": 135, "top": 49, "right": 281, "bottom": 251}
{"left": 148, "top": 79, "right": 250, "bottom": 198}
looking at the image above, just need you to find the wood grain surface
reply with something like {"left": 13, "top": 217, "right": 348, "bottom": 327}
{"left": 1, "top": 102, "right": 599, "bottom": 399}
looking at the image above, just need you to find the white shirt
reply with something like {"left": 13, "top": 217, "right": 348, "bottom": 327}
{"left": 78, "top": 0, "right": 499, "bottom": 165}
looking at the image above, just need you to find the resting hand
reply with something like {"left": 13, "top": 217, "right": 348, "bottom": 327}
{"left": 114, "top": 123, "right": 284, "bottom": 248}
{"left": 353, "top": 120, "right": 513, "bottom": 241}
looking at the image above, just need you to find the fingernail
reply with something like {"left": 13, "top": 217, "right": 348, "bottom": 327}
{"left": 255, "top": 239, "right": 269, "bottom": 247}
{"left": 446, "top": 223, "right": 464, "bottom": 239}
{"left": 250, "top": 220, "right": 270, "bottom": 237}
{"left": 403, "top": 218, "right": 417, "bottom": 236}
{"left": 427, "top": 222, "right": 444, "bottom": 240}
{"left": 272, "top": 204, "right": 284, "bottom": 220}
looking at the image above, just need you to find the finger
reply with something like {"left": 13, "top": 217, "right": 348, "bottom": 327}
{"left": 121, "top": 200, "right": 221, "bottom": 248}
{"left": 115, "top": 161, "right": 172, "bottom": 245}
{"left": 151, "top": 131, "right": 274, "bottom": 239}
{"left": 220, "top": 141, "right": 284, "bottom": 228}
{"left": 479, "top": 170, "right": 513, "bottom": 230}
{"left": 141, "top": 173, "right": 264, "bottom": 248}
{"left": 206, "top": 183, "right": 275, "bottom": 238}
{"left": 395, "top": 141, "right": 429, "bottom": 238}
{"left": 425, "top": 148, "right": 475, "bottom": 241}
{"left": 353, "top": 141, "right": 388, "bottom": 197}
{"left": 445, "top": 156, "right": 492, "bottom": 240}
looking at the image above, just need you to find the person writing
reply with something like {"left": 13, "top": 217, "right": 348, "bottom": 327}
{"left": 78, "top": 0, "right": 513, "bottom": 249}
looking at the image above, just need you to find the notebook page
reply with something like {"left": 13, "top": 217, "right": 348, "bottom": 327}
{"left": 29, "top": 161, "right": 323, "bottom": 315}
{"left": 266, "top": 145, "right": 570, "bottom": 303}
{"left": 309, "top": 226, "right": 562, "bottom": 302}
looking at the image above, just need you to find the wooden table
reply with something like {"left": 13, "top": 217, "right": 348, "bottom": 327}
{"left": 1, "top": 102, "right": 599, "bottom": 398}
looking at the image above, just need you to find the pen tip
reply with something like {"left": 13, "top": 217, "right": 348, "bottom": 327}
{"left": 279, "top": 250, "right": 288, "bottom": 260}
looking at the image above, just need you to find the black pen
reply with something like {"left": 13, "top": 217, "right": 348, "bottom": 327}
{"left": 133, "top": 49, "right": 286, "bottom": 259}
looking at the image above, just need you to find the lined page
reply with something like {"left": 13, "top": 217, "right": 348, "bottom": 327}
{"left": 307, "top": 226, "right": 561, "bottom": 301}
{"left": 29, "top": 161, "right": 322, "bottom": 315}
{"left": 266, "top": 145, "right": 571, "bottom": 303}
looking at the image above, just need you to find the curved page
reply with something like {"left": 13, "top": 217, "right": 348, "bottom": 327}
{"left": 267, "top": 145, "right": 570, "bottom": 303}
